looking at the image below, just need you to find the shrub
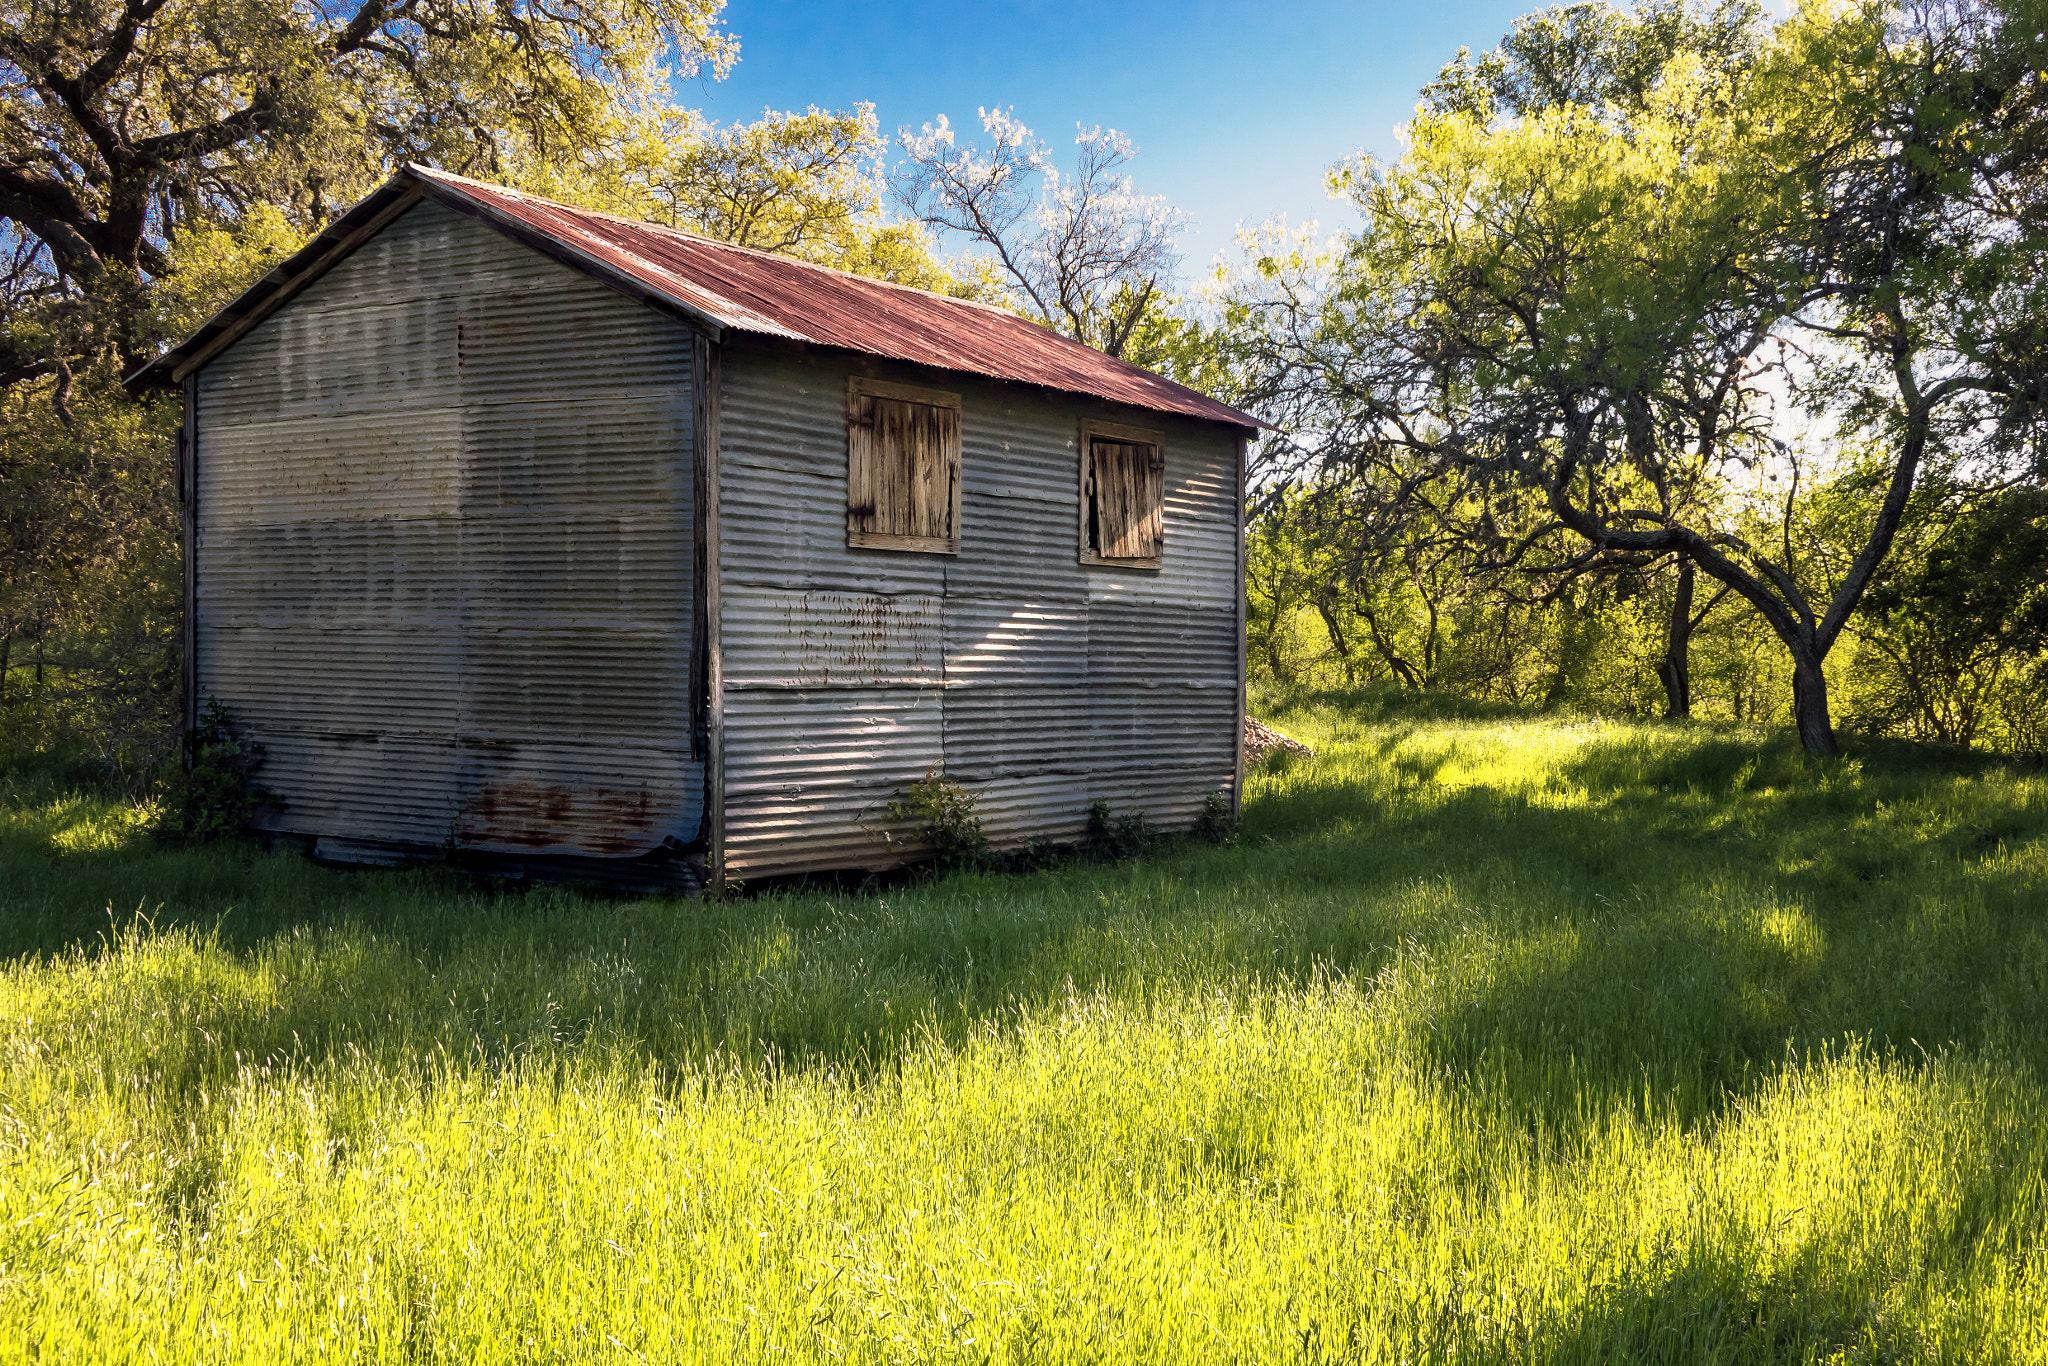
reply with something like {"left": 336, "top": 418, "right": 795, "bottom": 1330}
{"left": 887, "top": 768, "right": 988, "bottom": 868}
{"left": 1085, "top": 798, "right": 1155, "bottom": 860}
{"left": 1192, "top": 788, "right": 1238, "bottom": 844}
{"left": 150, "top": 699, "right": 280, "bottom": 845}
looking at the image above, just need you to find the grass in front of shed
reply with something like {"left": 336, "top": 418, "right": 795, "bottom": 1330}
{"left": 3, "top": 691, "right": 2047, "bottom": 1362}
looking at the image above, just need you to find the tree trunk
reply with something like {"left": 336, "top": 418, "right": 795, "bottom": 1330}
{"left": 1418, "top": 588, "right": 1440, "bottom": 686}
{"left": 1358, "top": 605, "right": 1422, "bottom": 688}
{"left": 1314, "top": 601, "right": 1357, "bottom": 685}
{"left": 1541, "top": 596, "right": 1588, "bottom": 711}
{"left": 1791, "top": 648, "right": 1838, "bottom": 755}
{"left": 1655, "top": 559, "right": 1696, "bottom": 719}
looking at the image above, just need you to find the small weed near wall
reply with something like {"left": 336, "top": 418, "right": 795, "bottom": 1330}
{"left": 885, "top": 767, "right": 989, "bottom": 868}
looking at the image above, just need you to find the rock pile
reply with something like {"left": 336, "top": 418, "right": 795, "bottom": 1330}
{"left": 1243, "top": 717, "right": 1315, "bottom": 769}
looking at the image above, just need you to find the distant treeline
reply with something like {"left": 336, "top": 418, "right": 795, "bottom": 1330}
{"left": 1246, "top": 479, "right": 2048, "bottom": 754}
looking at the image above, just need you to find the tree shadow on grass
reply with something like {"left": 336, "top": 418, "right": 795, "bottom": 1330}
{"left": 1478, "top": 1242, "right": 1979, "bottom": 1364}
{"left": 3, "top": 720, "right": 2044, "bottom": 1148}
{"left": 1560, "top": 727, "right": 2036, "bottom": 798}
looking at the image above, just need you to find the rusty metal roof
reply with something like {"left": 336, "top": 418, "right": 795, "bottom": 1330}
{"left": 129, "top": 165, "right": 1262, "bottom": 433}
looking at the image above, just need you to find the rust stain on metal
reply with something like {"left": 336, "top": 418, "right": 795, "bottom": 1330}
{"left": 776, "top": 593, "right": 937, "bottom": 687}
{"left": 459, "top": 779, "right": 659, "bottom": 857}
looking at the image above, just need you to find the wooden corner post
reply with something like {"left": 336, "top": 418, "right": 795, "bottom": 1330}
{"left": 692, "top": 334, "right": 726, "bottom": 895}
{"left": 181, "top": 373, "right": 200, "bottom": 737}
{"left": 1233, "top": 432, "right": 1248, "bottom": 820}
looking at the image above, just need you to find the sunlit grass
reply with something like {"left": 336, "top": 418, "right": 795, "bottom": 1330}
{"left": 2, "top": 691, "right": 2045, "bottom": 1361}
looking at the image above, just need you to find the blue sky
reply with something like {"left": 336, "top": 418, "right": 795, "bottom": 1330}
{"left": 684, "top": 0, "right": 1537, "bottom": 280}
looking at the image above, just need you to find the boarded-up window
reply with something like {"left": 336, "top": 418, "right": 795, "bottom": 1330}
{"left": 1078, "top": 420, "right": 1165, "bottom": 567}
{"left": 847, "top": 377, "right": 962, "bottom": 554}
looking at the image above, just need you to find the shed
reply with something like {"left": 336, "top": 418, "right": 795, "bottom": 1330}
{"left": 128, "top": 166, "right": 1259, "bottom": 891}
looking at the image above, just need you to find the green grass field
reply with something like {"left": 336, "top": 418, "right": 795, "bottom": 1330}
{"left": 3, "top": 690, "right": 2046, "bottom": 1362}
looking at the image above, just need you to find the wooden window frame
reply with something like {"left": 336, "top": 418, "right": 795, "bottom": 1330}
{"left": 846, "top": 376, "right": 962, "bottom": 555}
{"left": 1077, "top": 418, "right": 1166, "bottom": 569}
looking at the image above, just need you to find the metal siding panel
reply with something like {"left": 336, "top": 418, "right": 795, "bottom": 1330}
{"left": 199, "top": 289, "right": 464, "bottom": 427}
{"left": 289, "top": 201, "right": 576, "bottom": 314}
{"left": 943, "top": 600, "right": 1088, "bottom": 685}
{"left": 456, "top": 285, "right": 695, "bottom": 405}
{"left": 963, "top": 764, "right": 1232, "bottom": 849}
{"left": 945, "top": 503, "right": 1091, "bottom": 603}
{"left": 720, "top": 474, "right": 947, "bottom": 597}
{"left": 1087, "top": 603, "right": 1241, "bottom": 686}
{"left": 195, "top": 200, "right": 702, "bottom": 873}
{"left": 946, "top": 390, "right": 1092, "bottom": 604}
{"left": 195, "top": 625, "right": 463, "bottom": 731}
{"left": 941, "top": 687, "right": 1097, "bottom": 780}
{"left": 1084, "top": 522, "right": 1238, "bottom": 612}
{"left": 722, "top": 588, "right": 943, "bottom": 689}
{"left": 721, "top": 687, "right": 941, "bottom": 876}
{"left": 1089, "top": 684, "right": 1240, "bottom": 763}
{"left": 717, "top": 349, "right": 948, "bottom": 596}
{"left": 719, "top": 343, "right": 1239, "bottom": 876}
{"left": 459, "top": 400, "right": 691, "bottom": 509}
{"left": 201, "top": 411, "right": 464, "bottom": 525}
{"left": 199, "top": 521, "right": 462, "bottom": 626}
{"left": 238, "top": 731, "right": 467, "bottom": 844}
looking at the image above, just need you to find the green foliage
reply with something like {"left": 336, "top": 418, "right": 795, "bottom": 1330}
{"left": 1230, "top": 0, "right": 2048, "bottom": 754}
{"left": 2, "top": 698, "right": 2047, "bottom": 1357}
{"left": 1846, "top": 486, "right": 2048, "bottom": 751}
{"left": 1192, "top": 788, "right": 1239, "bottom": 844}
{"left": 1120, "top": 290, "right": 1258, "bottom": 407}
{"left": 1422, "top": 0, "right": 1768, "bottom": 120}
{"left": 0, "top": 363, "right": 182, "bottom": 787}
{"left": 1, "top": 0, "right": 736, "bottom": 288}
{"left": 1244, "top": 482, "right": 1784, "bottom": 723}
{"left": 1084, "top": 797, "right": 1157, "bottom": 860}
{"left": 1870, "top": 489, "right": 2048, "bottom": 658}
{"left": 149, "top": 700, "right": 280, "bottom": 846}
{"left": 152, "top": 206, "right": 310, "bottom": 344}
{"left": 886, "top": 767, "right": 989, "bottom": 867}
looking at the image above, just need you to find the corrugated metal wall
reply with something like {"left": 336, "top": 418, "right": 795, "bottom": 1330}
{"left": 196, "top": 200, "right": 702, "bottom": 872}
{"left": 719, "top": 341, "right": 1240, "bottom": 878}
